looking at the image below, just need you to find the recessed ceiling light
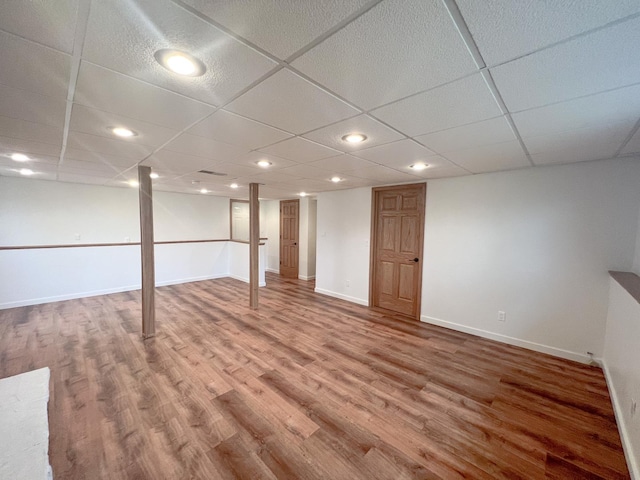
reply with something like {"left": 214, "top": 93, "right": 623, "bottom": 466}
{"left": 200, "top": 188, "right": 208, "bottom": 194}
{"left": 330, "top": 176, "right": 342, "bottom": 183}
{"left": 409, "top": 162, "right": 429, "bottom": 171}
{"left": 256, "top": 160, "right": 272, "bottom": 168}
{"left": 154, "top": 49, "right": 206, "bottom": 77}
{"left": 230, "top": 183, "right": 239, "bottom": 189}
{"left": 19, "top": 168, "right": 34, "bottom": 176}
{"left": 299, "top": 192, "right": 307, "bottom": 197}
{"left": 11, "top": 153, "right": 29, "bottom": 162}
{"left": 342, "top": 133, "right": 367, "bottom": 144}
{"left": 128, "top": 180, "right": 139, "bottom": 187}
{"left": 111, "top": 127, "right": 137, "bottom": 138}
{"left": 149, "top": 172, "right": 159, "bottom": 179}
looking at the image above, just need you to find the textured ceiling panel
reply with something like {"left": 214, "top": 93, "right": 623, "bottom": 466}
{"left": 278, "top": 163, "right": 338, "bottom": 180}
{"left": 163, "top": 133, "right": 248, "bottom": 161}
{"left": 523, "top": 123, "right": 633, "bottom": 156}
{"left": 69, "top": 104, "right": 179, "bottom": 148}
{"left": 0, "top": 135, "right": 61, "bottom": 158}
{"left": 352, "top": 139, "right": 436, "bottom": 170}
{"left": 621, "top": 129, "right": 640, "bottom": 155}
{"left": 258, "top": 137, "right": 340, "bottom": 163}
{"left": 0, "top": 84, "right": 67, "bottom": 128}
{"left": 415, "top": 116, "right": 516, "bottom": 154}
{"left": 226, "top": 69, "right": 359, "bottom": 134}
{"left": 442, "top": 140, "right": 530, "bottom": 174}
{"left": 339, "top": 164, "right": 419, "bottom": 183}
{"left": 186, "top": 109, "right": 292, "bottom": 150}
{"left": 64, "top": 148, "right": 144, "bottom": 168}
{"left": 306, "top": 154, "right": 378, "bottom": 173}
{"left": 67, "top": 131, "right": 154, "bottom": 160}
{"left": 83, "top": 0, "right": 276, "bottom": 106}
{"left": 371, "top": 74, "right": 502, "bottom": 137}
{"left": 74, "top": 63, "right": 214, "bottom": 130}
{"left": 0, "top": 0, "right": 78, "bottom": 54}
{"left": 0, "top": 30, "right": 71, "bottom": 99}
{"left": 491, "top": 17, "right": 640, "bottom": 112}
{"left": 181, "top": 0, "right": 371, "bottom": 59}
{"left": 302, "top": 115, "right": 404, "bottom": 152}
{"left": 229, "top": 151, "right": 298, "bottom": 171}
{"left": 0, "top": 115, "right": 63, "bottom": 146}
{"left": 457, "top": 0, "right": 640, "bottom": 66}
{"left": 511, "top": 84, "right": 640, "bottom": 138}
{"left": 292, "top": 0, "right": 477, "bottom": 110}
{"left": 142, "top": 150, "right": 224, "bottom": 174}
{"left": 530, "top": 142, "right": 621, "bottom": 166}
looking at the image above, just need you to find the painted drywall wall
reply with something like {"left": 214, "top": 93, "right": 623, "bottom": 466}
{"left": 315, "top": 186, "right": 372, "bottom": 305}
{"left": 262, "top": 200, "right": 280, "bottom": 273}
{"left": 421, "top": 158, "right": 640, "bottom": 361}
{"left": 228, "top": 242, "right": 266, "bottom": 287}
{"left": 307, "top": 199, "right": 317, "bottom": 279}
{"left": 603, "top": 277, "right": 640, "bottom": 479}
{"left": 633, "top": 203, "right": 640, "bottom": 276}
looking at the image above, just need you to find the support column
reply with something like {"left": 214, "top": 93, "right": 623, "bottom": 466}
{"left": 138, "top": 165, "right": 155, "bottom": 338}
{"left": 249, "top": 182, "right": 259, "bottom": 309}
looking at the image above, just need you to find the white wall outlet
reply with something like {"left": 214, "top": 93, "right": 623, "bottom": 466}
{"left": 345, "top": 280, "right": 350, "bottom": 288}
{"left": 74, "top": 233, "right": 81, "bottom": 241}
{"left": 498, "top": 311, "right": 506, "bottom": 322}
{"left": 125, "top": 236, "right": 130, "bottom": 243}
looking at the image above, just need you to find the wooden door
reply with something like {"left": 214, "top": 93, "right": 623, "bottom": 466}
{"left": 370, "top": 183, "right": 426, "bottom": 319}
{"left": 280, "top": 199, "right": 299, "bottom": 278}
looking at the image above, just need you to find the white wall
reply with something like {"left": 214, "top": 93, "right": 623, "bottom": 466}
{"left": 307, "top": 199, "right": 317, "bottom": 279}
{"left": 315, "top": 158, "right": 640, "bottom": 361}
{"left": 316, "top": 187, "right": 372, "bottom": 305}
{"left": 261, "top": 200, "right": 280, "bottom": 273}
{"left": 603, "top": 277, "right": 640, "bottom": 479}
{"left": 298, "top": 197, "right": 318, "bottom": 280}
{"left": 633, "top": 204, "right": 640, "bottom": 276}
{"left": 228, "top": 242, "right": 266, "bottom": 287}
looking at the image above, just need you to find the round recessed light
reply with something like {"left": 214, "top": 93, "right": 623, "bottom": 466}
{"left": 256, "top": 160, "right": 272, "bottom": 168}
{"left": 128, "top": 180, "right": 139, "bottom": 187}
{"left": 111, "top": 127, "right": 137, "bottom": 138}
{"left": 149, "top": 172, "right": 159, "bottom": 179}
{"left": 11, "top": 153, "right": 29, "bottom": 162}
{"left": 230, "top": 183, "right": 239, "bottom": 189}
{"left": 19, "top": 168, "right": 34, "bottom": 176}
{"left": 154, "top": 49, "right": 206, "bottom": 77}
{"left": 200, "top": 188, "right": 208, "bottom": 194}
{"left": 342, "top": 133, "right": 367, "bottom": 144}
{"left": 299, "top": 192, "right": 307, "bottom": 197}
{"left": 330, "top": 176, "right": 342, "bottom": 183}
{"left": 409, "top": 162, "right": 429, "bottom": 171}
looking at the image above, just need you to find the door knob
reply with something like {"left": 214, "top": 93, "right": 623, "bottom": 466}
{"left": 412, "top": 258, "right": 419, "bottom": 262}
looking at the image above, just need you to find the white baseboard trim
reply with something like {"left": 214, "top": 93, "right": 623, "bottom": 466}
{"left": 420, "top": 315, "right": 591, "bottom": 364}
{"left": 601, "top": 359, "right": 639, "bottom": 480}
{"left": 266, "top": 267, "right": 279, "bottom": 274}
{"left": 314, "top": 287, "right": 368, "bottom": 306}
{"left": 298, "top": 275, "right": 316, "bottom": 281}
{"left": 228, "top": 274, "right": 266, "bottom": 287}
{"left": 156, "top": 273, "right": 227, "bottom": 287}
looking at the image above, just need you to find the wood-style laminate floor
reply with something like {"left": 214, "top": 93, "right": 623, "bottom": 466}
{"left": 0, "top": 274, "right": 630, "bottom": 479}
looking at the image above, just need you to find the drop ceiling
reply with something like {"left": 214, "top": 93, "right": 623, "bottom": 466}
{"left": 0, "top": 0, "right": 639, "bottom": 199}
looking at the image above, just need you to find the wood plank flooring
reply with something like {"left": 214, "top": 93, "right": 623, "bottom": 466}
{"left": 0, "top": 273, "right": 630, "bottom": 479}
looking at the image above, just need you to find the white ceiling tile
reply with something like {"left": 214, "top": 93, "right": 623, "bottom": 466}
{"left": 351, "top": 139, "right": 437, "bottom": 170}
{"left": 142, "top": 150, "right": 223, "bottom": 174}
{"left": 225, "top": 69, "right": 359, "bottom": 134}
{"left": 0, "top": 115, "right": 62, "bottom": 146}
{"left": 491, "top": 17, "right": 640, "bottom": 112}
{"left": 0, "top": 84, "right": 67, "bottom": 127}
{"left": 199, "top": 162, "right": 263, "bottom": 178}
{"left": 64, "top": 148, "right": 142, "bottom": 168}
{"left": 0, "top": 136, "right": 61, "bottom": 158}
{"left": 531, "top": 143, "right": 620, "bottom": 166}
{"left": 58, "top": 159, "right": 122, "bottom": 176}
{"left": 186, "top": 109, "right": 292, "bottom": 150}
{"left": 277, "top": 164, "right": 337, "bottom": 180}
{"left": 621, "top": 127, "right": 640, "bottom": 155}
{"left": 230, "top": 151, "right": 298, "bottom": 171}
{"left": 302, "top": 115, "right": 404, "bottom": 152}
{"left": 67, "top": 131, "right": 153, "bottom": 160}
{"left": 83, "top": 0, "right": 277, "bottom": 106}
{"left": 457, "top": 0, "right": 640, "bottom": 66}
{"left": 523, "top": 122, "right": 634, "bottom": 155}
{"left": 0, "top": 154, "right": 58, "bottom": 170}
{"left": 0, "top": 165, "right": 57, "bottom": 182}
{"left": 182, "top": 0, "right": 371, "bottom": 59}
{"left": 442, "top": 140, "right": 530, "bottom": 174}
{"left": 271, "top": 178, "right": 336, "bottom": 192}
{"left": 163, "top": 133, "right": 248, "bottom": 162}
{"left": 512, "top": 84, "right": 640, "bottom": 138}
{"left": 0, "top": 0, "right": 78, "bottom": 53}
{"left": 405, "top": 161, "right": 470, "bottom": 180}
{"left": 340, "top": 165, "right": 420, "bottom": 183}
{"left": 258, "top": 137, "right": 340, "bottom": 163}
{"left": 0, "top": 30, "right": 70, "bottom": 98}
{"left": 371, "top": 74, "right": 502, "bottom": 137}
{"left": 74, "top": 63, "right": 215, "bottom": 130}
{"left": 57, "top": 173, "right": 110, "bottom": 186}
{"left": 415, "top": 116, "right": 516, "bottom": 154}
{"left": 306, "top": 154, "right": 378, "bottom": 173}
{"left": 235, "top": 171, "right": 304, "bottom": 186}
{"left": 292, "top": 0, "right": 477, "bottom": 110}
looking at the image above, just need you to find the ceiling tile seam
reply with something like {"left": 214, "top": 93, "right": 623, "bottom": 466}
{"left": 480, "top": 71, "right": 534, "bottom": 167}
{"left": 0, "top": 26, "right": 74, "bottom": 56}
{"left": 134, "top": 65, "right": 286, "bottom": 168}
{"left": 169, "top": 0, "right": 283, "bottom": 65}
{"left": 283, "top": 0, "right": 386, "bottom": 64}
{"left": 613, "top": 117, "right": 640, "bottom": 157}
{"left": 57, "top": 0, "right": 92, "bottom": 174}
{"left": 441, "top": 0, "right": 486, "bottom": 70}
{"left": 484, "top": 11, "right": 640, "bottom": 71}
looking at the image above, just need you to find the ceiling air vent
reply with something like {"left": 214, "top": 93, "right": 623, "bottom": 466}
{"left": 197, "top": 170, "right": 227, "bottom": 176}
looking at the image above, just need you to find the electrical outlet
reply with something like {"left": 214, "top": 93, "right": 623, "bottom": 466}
{"left": 74, "top": 233, "right": 81, "bottom": 241}
{"left": 498, "top": 311, "right": 506, "bottom": 322}
{"left": 125, "top": 236, "right": 130, "bottom": 243}
{"left": 345, "top": 280, "right": 350, "bottom": 288}
{"left": 631, "top": 400, "right": 637, "bottom": 418}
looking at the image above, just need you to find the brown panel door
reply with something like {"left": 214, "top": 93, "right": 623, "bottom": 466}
{"left": 370, "top": 183, "right": 426, "bottom": 319}
{"left": 280, "top": 199, "right": 299, "bottom": 278}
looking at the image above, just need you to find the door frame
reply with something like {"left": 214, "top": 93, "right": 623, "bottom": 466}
{"left": 368, "top": 183, "right": 426, "bottom": 320}
{"left": 279, "top": 198, "right": 300, "bottom": 278}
